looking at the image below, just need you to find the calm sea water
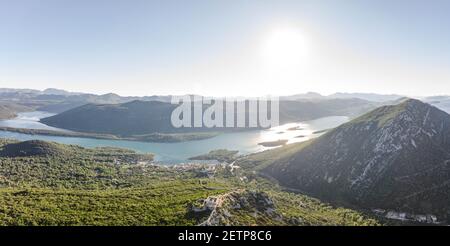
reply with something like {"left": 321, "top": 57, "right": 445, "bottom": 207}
{"left": 0, "top": 111, "right": 348, "bottom": 163}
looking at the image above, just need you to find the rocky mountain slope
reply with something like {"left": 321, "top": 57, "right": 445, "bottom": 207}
{"left": 261, "top": 99, "right": 450, "bottom": 222}
{"left": 190, "top": 189, "right": 379, "bottom": 226}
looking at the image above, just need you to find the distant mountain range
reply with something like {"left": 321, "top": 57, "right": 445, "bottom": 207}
{"left": 282, "top": 92, "right": 450, "bottom": 114}
{"left": 1, "top": 86, "right": 449, "bottom": 112}
{"left": 281, "top": 92, "right": 404, "bottom": 102}
{"left": 0, "top": 88, "right": 175, "bottom": 114}
{"left": 254, "top": 99, "right": 450, "bottom": 221}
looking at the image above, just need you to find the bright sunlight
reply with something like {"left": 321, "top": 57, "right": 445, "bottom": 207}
{"left": 262, "top": 28, "right": 310, "bottom": 71}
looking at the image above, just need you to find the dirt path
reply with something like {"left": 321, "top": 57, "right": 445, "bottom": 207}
{"left": 198, "top": 189, "right": 243, "bottom": 226}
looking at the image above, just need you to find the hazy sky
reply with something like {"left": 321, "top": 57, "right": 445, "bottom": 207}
{"left": 1, "top": 0, "right": 449, "bottom": 96}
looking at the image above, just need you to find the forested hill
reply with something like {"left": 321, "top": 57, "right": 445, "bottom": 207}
{"left": 41, "top": 98, "right": 377, "bottom": 136}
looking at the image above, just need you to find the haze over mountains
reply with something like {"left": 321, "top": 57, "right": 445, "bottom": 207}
{"left": 0, "top": 88, "right": 173, "bottom": 114}
{"left": 258, "top": 99, "right": 450, "bottom": 221}
{"left": 282, "top": 92, "right": 404, "bottom": 102}
{"left": 423, "top": 96, "right": 450, "bottom": 114}
{"left": 1, "top": 87, "right": 449, "bottom": 112}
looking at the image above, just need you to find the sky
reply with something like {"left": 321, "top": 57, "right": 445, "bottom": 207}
{"left": 1, "top": 0, "right": 450, "bottom": 97}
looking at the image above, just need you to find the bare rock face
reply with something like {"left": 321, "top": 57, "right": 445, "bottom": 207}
{"left": 192, "top": 190, "right": 283, "bottom": 226}
{"left": 264, "top": 99, "right": 450, "bottom": 222}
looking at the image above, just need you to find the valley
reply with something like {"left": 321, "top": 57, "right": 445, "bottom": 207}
{"left": 0, "top": 89, "right": 449, "bottom": 226}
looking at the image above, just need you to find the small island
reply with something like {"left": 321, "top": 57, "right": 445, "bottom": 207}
{"left": 312, "top": 129, "right": 329, "bottom": 134}
{"left": 188, "top": 149, "right": 239, "bottom": 163}
{"left": 257, "top": 139, "right": 289, "bottom": 147}
{"left": 287, "top": 126, "right": 304, "bottom": 131}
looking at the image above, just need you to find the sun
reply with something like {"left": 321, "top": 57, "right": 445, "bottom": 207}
{"left": 262, "top": 28, "right": 310, "bottom": 71}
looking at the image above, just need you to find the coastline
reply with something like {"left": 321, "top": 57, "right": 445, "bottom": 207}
{"left": 0, "top": 126, "right": 220, "bottom": 143}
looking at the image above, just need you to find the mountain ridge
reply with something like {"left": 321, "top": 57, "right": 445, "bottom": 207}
{"left": 254, "top": 99, "right": 450, "bottom": 222}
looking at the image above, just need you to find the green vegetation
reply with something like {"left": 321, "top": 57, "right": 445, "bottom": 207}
{"left": 270, "top": 190, "right": 380, "bottom": 226}
{"left": 0, "top": 138, "right": 384, "bottom": 226}
{"left": 0, "top": 180, "right": 229, "bottom": 226}
{"left": 193, "top": 175, "right": 381, "bottom": 226}
{"left": 238, "top": 141, "right": 313, "bottom": 170}
{"left": 189, "top": 149, "right": 239, "bottom": 163}
{"left": 0, "top": 140, "right": 72, "bottom": 157}
{"left": 0, "top": 139, "right": 234, "bottom": 225}
{"left": 349, "top": 99, "right": 419, "bottom": 128}
{"left": 0, "top": 139, "right": 154, "bottom": 189}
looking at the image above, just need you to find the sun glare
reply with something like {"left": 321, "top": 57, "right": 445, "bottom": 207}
{"left": 262, "top": 28, "right": 310, "bottom": 71}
